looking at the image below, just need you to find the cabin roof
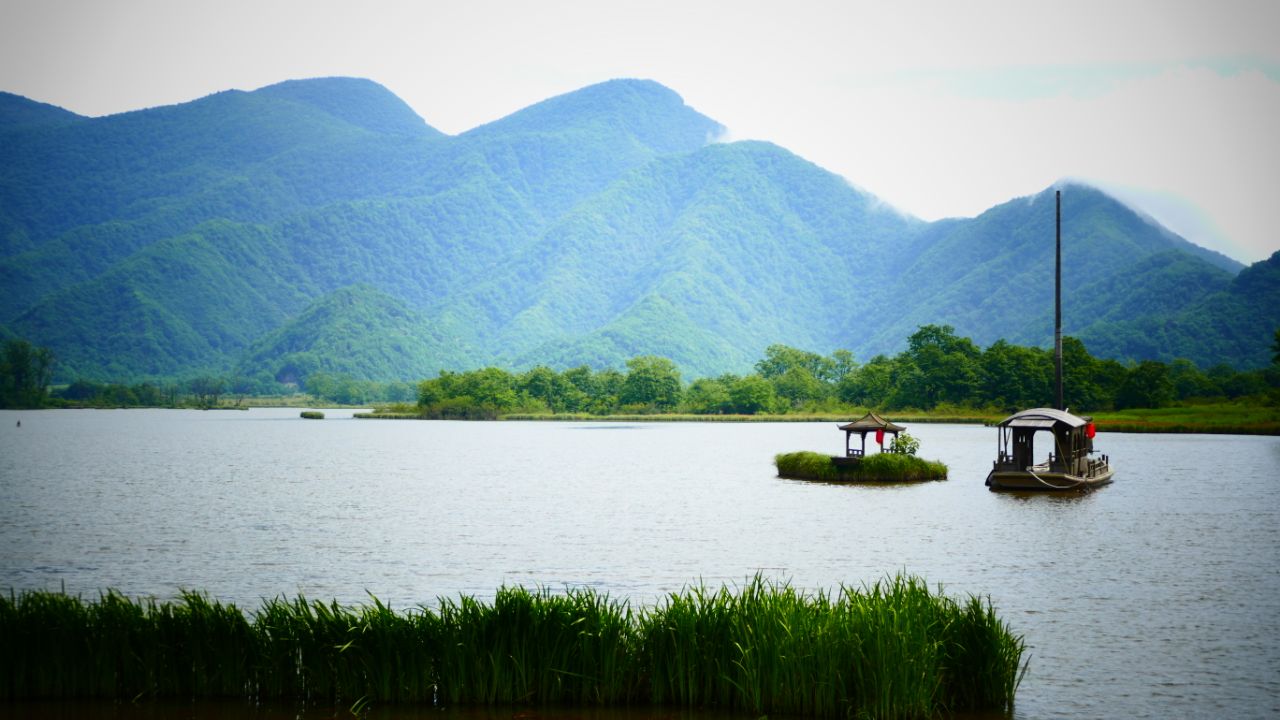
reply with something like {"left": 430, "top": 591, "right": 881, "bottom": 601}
{"left": 996, "top": 407, "right": 1090, "bottom": 429}
{"left": 838, "top": 411, "right": 905, "bottom": 433}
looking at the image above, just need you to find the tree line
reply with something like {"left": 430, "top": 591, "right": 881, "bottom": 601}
{"left": 413, "top": 325, "right": 1280, "bottom": 418}
{"left": 3, "top": 327, "right": 1278, "bottom": 412}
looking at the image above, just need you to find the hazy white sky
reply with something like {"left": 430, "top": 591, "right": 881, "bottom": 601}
{"left": 3, "top": 0, "right": 1278, "bottom": 263}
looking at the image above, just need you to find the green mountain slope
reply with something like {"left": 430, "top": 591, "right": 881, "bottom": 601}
{"left": 236, "top": 285, "right": 471, "bottom": 383}
{"left": 857, "top": 185, "right": 1252, "bottom": 360}
{"left": 455, "top": 140, "right": 920, "bottom": 375}
{"left": 0, "top": 78, "right": 451, "bottom": 316}
{"left": 0, "top": 78, "right": 1274, "bottom": 383}
{"left": 254, "top": 77, "right": 441, "bottom": 137}
{"left": 1076, "top": 250, "right": 1280, "bottom": 368}
{"left": 10, "top": 220, "right": 304, "bottom": 379}
{"left": 3, "top": 78, "right": 728, "bottom": 380}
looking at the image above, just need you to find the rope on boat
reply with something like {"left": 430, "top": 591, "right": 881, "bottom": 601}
{"left": 1031, "top": 429, "right": 1096, "bottom": 492}
{"left": 1023, "top": 466, "right": 1088, "bottom": 491}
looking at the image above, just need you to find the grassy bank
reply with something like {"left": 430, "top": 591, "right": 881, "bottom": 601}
{"left": 1089, "top": 403, "right": 1280, "bottom": 435}
{"left": 358, "top": 402, "right": 1278, "bottom": 434}
{"left": 775, "top": 451, "right": 949, "bottom": 482}
{"left": 0, "top": 577, "right": 1024, "bottom": 717}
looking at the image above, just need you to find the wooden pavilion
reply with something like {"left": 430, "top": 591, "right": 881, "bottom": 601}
{"left": 836, "top": 412, "right": 905, "bottom": 461}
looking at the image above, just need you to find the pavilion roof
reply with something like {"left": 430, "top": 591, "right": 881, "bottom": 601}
{"left": 838, "top": 411, "right": 905, "bottom": 433}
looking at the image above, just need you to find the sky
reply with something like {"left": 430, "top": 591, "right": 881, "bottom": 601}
{"left": 2, "top": 0, "right": 1278, "bottom": 263}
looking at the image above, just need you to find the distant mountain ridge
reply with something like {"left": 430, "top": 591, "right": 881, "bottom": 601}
{"left": 0, "top": 77, "right": 1274, "bottom": 382}
{"left": 0, "top": 92, "right": 85, "bottom": 131}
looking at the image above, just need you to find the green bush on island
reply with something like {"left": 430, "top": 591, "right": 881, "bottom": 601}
{"left": 889, "top": 431, "right": 921, "bottom": 455}
{"left": 0, "top": 575, "right": 1024, "bottom": 716}
{"left": 775, "top": 450, "right": 948, "bottom": 482}
{"left": 299, "top": 411, "right": 324, "bottom": 419}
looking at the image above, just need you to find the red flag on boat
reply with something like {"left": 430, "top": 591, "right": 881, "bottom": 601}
{"left": 876, "top": 428, "right": 885, "bottom": 445}
{"left": 1086, "top": 422, "right": 1096, "bottom": 438}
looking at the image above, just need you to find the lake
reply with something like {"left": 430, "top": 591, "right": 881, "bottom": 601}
{"left": 1, "top": 408, "right": 1277, "bottom": 718}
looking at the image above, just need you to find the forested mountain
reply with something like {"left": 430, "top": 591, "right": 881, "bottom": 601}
{"left": 0, "top": 77, "right": 1274, "bottom": 384}
{"left": 236, "top": 284, "right": 470, "bottom": 383}
{"left": 0, "top": 92, "right": 85, "bottom": 131}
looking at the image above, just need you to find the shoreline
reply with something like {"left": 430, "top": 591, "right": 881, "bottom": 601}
{"left": 352, "top": 410, "right": 1279, "bottom": 435}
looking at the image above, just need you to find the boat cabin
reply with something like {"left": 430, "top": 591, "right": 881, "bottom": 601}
{"left": 991, "top": 407, "right": 1108, "bottom": 479}
{"left": 837, "top": 412, "right": 904, "bottom": 459}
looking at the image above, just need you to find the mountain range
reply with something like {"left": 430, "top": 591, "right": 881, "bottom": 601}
{"left": 0, "top": 77, "right": 1275, "bottom": 383}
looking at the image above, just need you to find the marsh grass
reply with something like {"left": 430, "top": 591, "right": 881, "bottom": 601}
{"left": 1089, "top": 403, "right": 1280, "bottom": 435}
{"left": 775, "top": 451, "right": 948, "bottom": 482}
{"left": 1, "top": 577, "right": 1023, "bottom": 716}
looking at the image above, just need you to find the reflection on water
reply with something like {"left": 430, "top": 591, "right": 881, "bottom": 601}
{"left": 1, "top": 410, "right": 1278, "bottom": 719}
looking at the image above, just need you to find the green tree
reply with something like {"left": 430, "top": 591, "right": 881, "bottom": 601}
{"left": 519, "top": 365, "right": 564, "bottom": 412}
{"left": 189, "top": 375, "right": 226, "bottom": 408}
{"left": 756, "top": 344, "right": 837, "bottom": 383}
{"left": 894, "top": 325, "right": 979, "bottom": 408}
{"left": 416, "top": 367, "right": 518, "bottom": 418}
{"left": 1061, "top": 337, "right": 1107, "bottom": 411}
{"left": 590, "top": 368, "right": 626, "bottom": 414}
{"left": 620, "top": 356, "right": 682, "bottom": 411}
{"left": 683, "top": 376, "right": 733, "bottom": 414}
{"left": 829, "top": 349, "right": 859, "bottom": 385}
{"left": 837, "top": 355, "right": 895, "bottom": 408}
{"left": 0, "top": 339, "right": 55, "bottom": 408}
{"left": 456, "top": 368, "right": 518, "bottom": 410}
{"left": 773, "top": 366, "right": 827, "bottom": 408}
{"left": 1168, "top": 358, "right": 1219, "bottom": 400}
{"left": 1115, "top": 361, "right": 1175, "bottom": 409}
{"left": 979, "top": 340, "right": 1051, "bottom": 410}
{"left": 728, "top": 373, "right": 777, "bottom": 414}
{"left": 889, "top": 432, "right": 920, "bottom": 456}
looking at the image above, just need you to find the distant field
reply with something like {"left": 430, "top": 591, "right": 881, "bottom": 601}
{"left": 1090, "top": 404, "right": 1280, "bottom": 435}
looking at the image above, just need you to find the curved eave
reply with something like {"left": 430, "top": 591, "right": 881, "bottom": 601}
{"left": 996, "top": 407, "right": 1090, "bottom": 429}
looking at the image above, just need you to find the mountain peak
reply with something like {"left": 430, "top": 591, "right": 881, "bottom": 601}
{"left": 252, "top": 77, "right": 441, "bottom": 137}
{"left": 465, "top": 78, "right": 724, "bottom": 154}
{"left": 1037, "top": 180, "right": 1243, "bottom": 273}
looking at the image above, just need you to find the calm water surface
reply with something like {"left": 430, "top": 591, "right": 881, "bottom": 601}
{"left": 1, "top": 409, "right": 1278, "bottom": 718}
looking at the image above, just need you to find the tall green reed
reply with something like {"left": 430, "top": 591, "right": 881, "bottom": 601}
{"left": 1, "top": 576, "right": 1025, "bottom": 717}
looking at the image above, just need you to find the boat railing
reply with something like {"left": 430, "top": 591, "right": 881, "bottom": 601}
{"left": 1086, "top": 455, "right": 1110, "bottom": 477}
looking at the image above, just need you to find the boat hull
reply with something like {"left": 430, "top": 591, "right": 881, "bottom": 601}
{"left": 986, "top": 467, "right": 1114, "bottom": 492}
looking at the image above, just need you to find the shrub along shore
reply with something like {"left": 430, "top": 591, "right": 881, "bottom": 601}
{"left": 0, "top": 576, "right": 1025, "bottom": 717}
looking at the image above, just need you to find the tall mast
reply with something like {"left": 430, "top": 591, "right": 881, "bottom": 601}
{"left": 1055, "top": 189, "right": 1063, "bottom": 411}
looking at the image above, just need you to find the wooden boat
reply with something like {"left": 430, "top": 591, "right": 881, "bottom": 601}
{"left": 985, "top": 407, "right": 1114, "bottom": 491}
{"left": 986, "top": 189, "right": 1116, "bottom": 492}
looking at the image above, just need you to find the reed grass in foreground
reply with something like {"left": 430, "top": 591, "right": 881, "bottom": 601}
{"left": 0, "top": 577, "right": 1024, "bottom": 718}
{"left": 775, "top": 451, "right": 948, "bottom": 482}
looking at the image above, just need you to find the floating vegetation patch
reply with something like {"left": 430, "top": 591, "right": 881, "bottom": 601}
{"left": 775, "top": 451, "right": 948, "bottom": 482}
{"left": 299, "top": 411, "right": 324, "bottom": 419}
{"left": 0, "top": 576, "right": 1022, "bottom": 716}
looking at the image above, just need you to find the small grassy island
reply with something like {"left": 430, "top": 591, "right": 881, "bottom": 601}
{"left": 776, "top": 414, "right": 948, "bottom": 482}
{"left": 776, "top": 450, "right": 949, "bottom": 482}
{"left": 0, "top": 576, "right": 1024, "bottom": 717}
